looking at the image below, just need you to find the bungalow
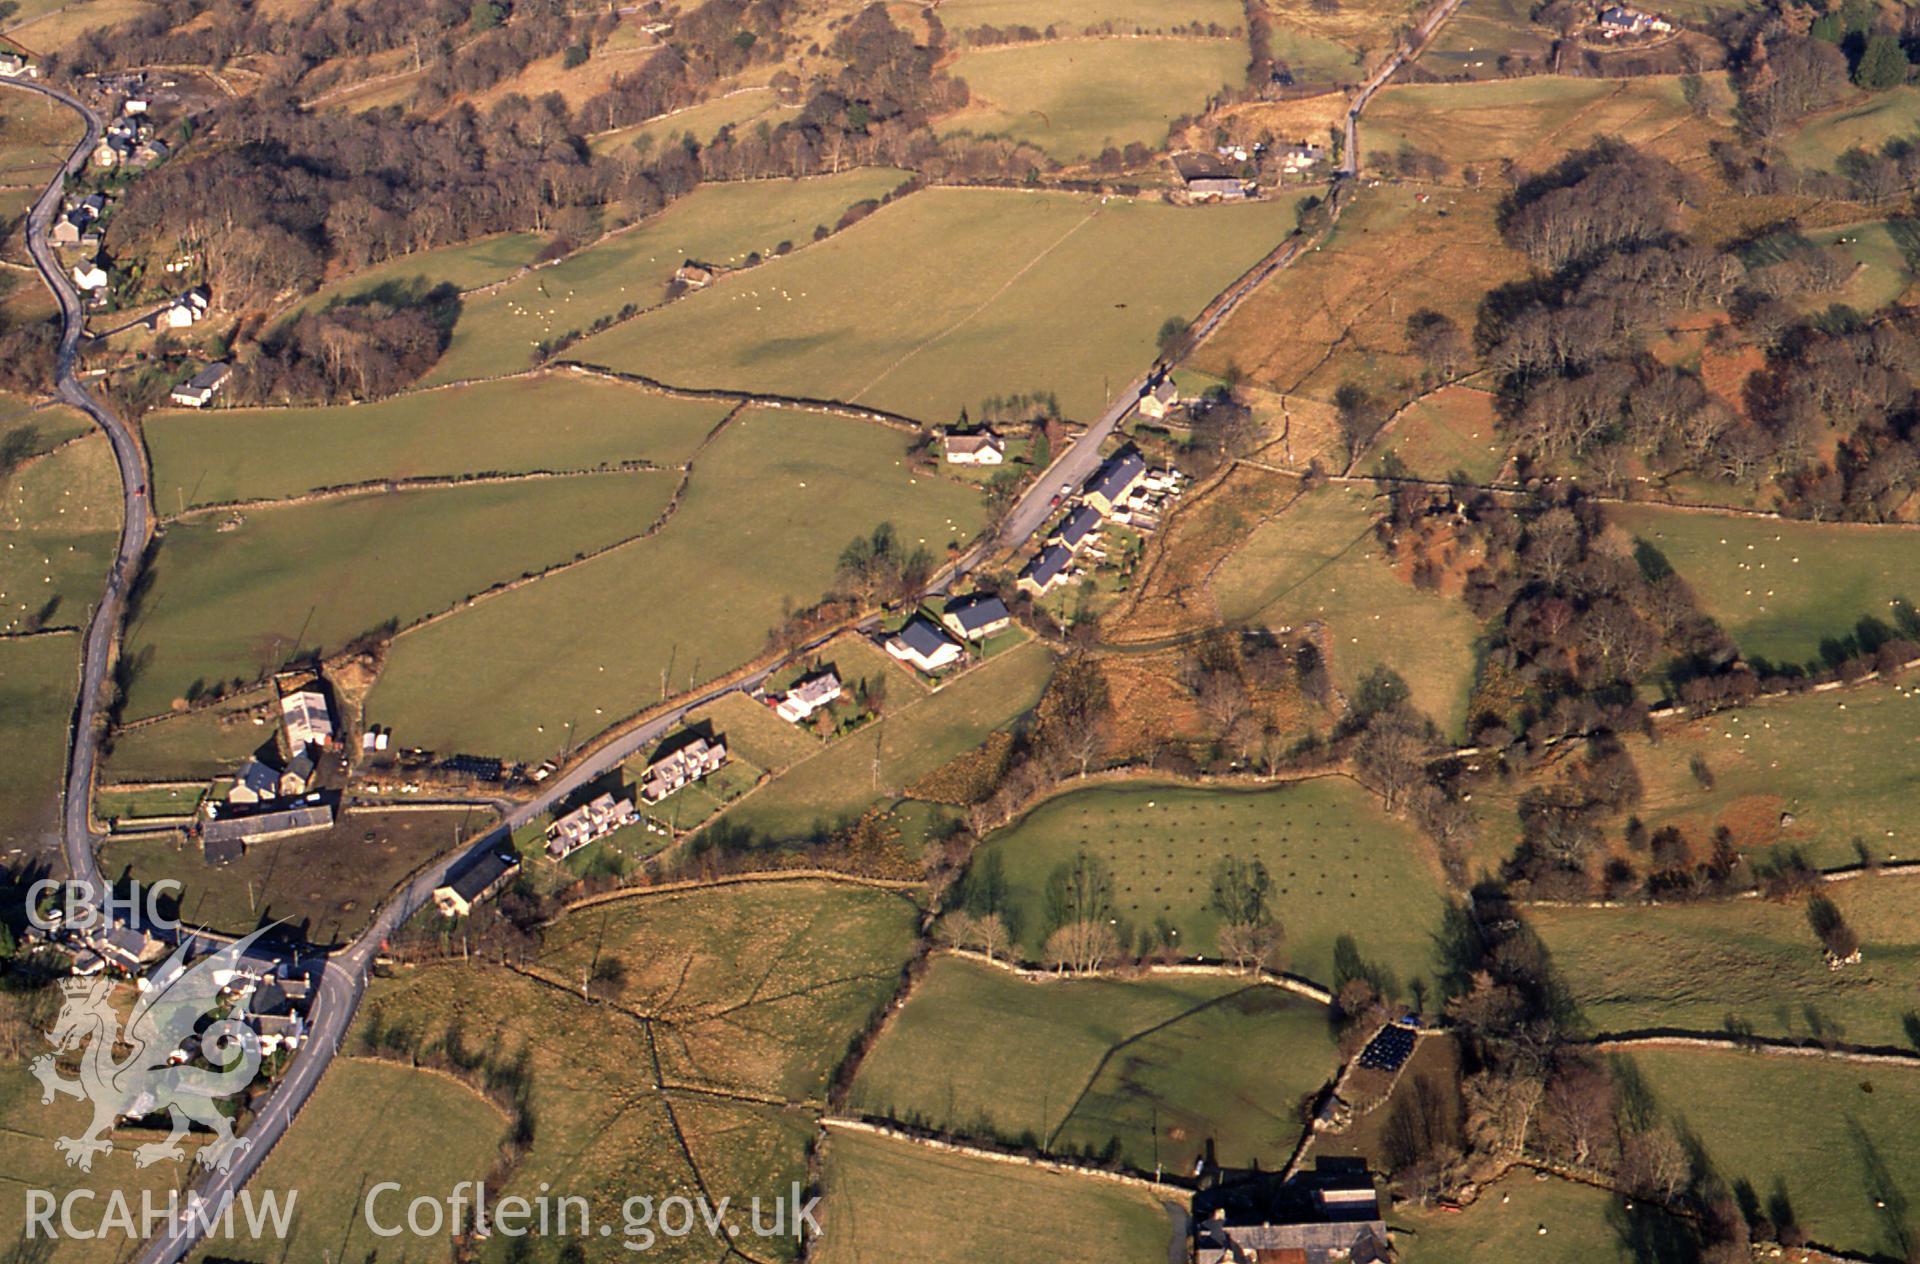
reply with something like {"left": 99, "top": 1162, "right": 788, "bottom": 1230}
{"left": 775, "top": 670, "right": 842, "bottom": 723}
{"left": 280, "top": 685, "right": 334, "bottom": 752}
{"left": 943, "top": 430, "right": 1006, "bottom": 465}
{"left": 1017, "top": 543, "right": 1073, "bottom": 596}
{"left": 278, "top": 751, "right": 316, "bottom": 797}
{"left": 168, "top": 361, "right": 231, "bottom": 408}
{"left": 1083, "top": 449, "right": 1147, "bottom": 516}
{"left": 71, "top": 259, "right": 108, "bottom": 293}
{"left": 226, "top": 758, "right": 281, "bottom": 806}
{"left": 942, "top": 593, "right": 1011, "bottom": 642}
{"left": 202, "top": 804, "right": 334, "bottom": 848}
{"left": 885, "top": 615, "right": 964, "bottom": 674}
{"left": 1137, "top": 378, "right": 1179, "bottom": 422}
{"left": 1052, "top": 504, "right": 1102, "bottom": 552}
{"left": 546, "top": 792, "right": 636, "bottom": 859}
{"left": 432, "top": 846, "right": 521, "bottom": 917}
{"left": 639, "top": 735, "right": 728, "bottom": 803}
{"left": 674, "top": 261, "right": 716, "bottom": 289}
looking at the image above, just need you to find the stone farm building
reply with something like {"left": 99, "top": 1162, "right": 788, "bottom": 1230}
{"left": 1173, "top": 153, "right": 1252, "bottom": 201}
{"left": 639, "top": 735, "right": 728, "bottom": 803}
{"left": 775, "top": 670, "right": 842, "bottom": 723}
{"left": 1194, "top": 1160, "right": 1390, "bottom": 1264}
{"left": 279, "top": 684, "right": 335, "bottom": 753}
{"left": 546, "top": 792, "right": 636, "bottom": 860}
{"left": 1137, "top": 378, "right": 1179, "bottom": 421}
{"left": 201, "top": 803, "right": 334, "bottom": 852}
{"left": 941, "top": 593, "right": 1011, "bottom": 641}
{"left": 885, "top": 615, "right": 964, "bottom": 673}
{"left": 433, "top": 846, "right": 522, "bottom": 917}
{"left": 226, "top": 758, "right": 281, "bottom": 806}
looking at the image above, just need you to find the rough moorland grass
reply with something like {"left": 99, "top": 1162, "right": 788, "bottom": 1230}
{"left": 367, "top": 409, "right": 986, "bottom": 761}
{"left": 146, "top": 374, "right": 729, "bottom": 508}
{"left": 1394, "top": 1170, "right": 1690, "bottom": 1264}
{"left": 0, "top": 432, "right": 121, "bottom": 637}
{"left": 1622, "top": 1047, "right": 1920, "bottom": 1259}
{"left": 813, "top": 1128, "right": 1174, "bottom": 1264}
{"left": 0, "top": 634, "right": 75, "bottom": 851}
{"left": 424, "top": 168, "right": 909, "bottom": 386}
{"left": 1609, "top": 505, "right": 1920, "bottom": 671}
{"left": 975, "top": 777, "right": 1448, "bottom": 993}
{"left": 1212, "top": 482, "right": 1482, "bottom": 738}
{"left": 1364, "top": 74, "right": 1732, "bottom": 175}
{"left": 0, "top": 0, "right": 150, "bottom": 49}
{"left": 0, "top": 86, "right": 82, "bottom": 176}
{"left": 1785, "top": 86, "right": 1920, "bottom": 171}
{"left": 1417, "top": 0, "right": 1555, "bottom": 81}
{"left": 574, "top": 187, "right": 1308, "bottom": 425}
{"left": 937, "top": 0, "right": 1243, "bottom": 36}
{"left": 123, "top": 471, "right": 676, "bottom": 718}
{"left": 103, "top": 693, "right": 278, "bottom": 782}
{"left": 938, "top": 38, "right": 1247, "bottom": 161}
{"left": 850, "top": 956, "right": 1335, "bottom": 1169}
{"left": 1263, "top": 0, "right": 1425, "bottom": 73}
{"left": 535, "top": 880, "right": 920, "bottom": 1101}
{"left": 215, "top": 1058, "right": 508, "bottom": 1264}
{"left": 0, "top": 1068, "right": 203, "bottom": 1263}
{"left": 280, "top": 231, "right": 546, "bottom": 324}
{"left": 587, "top": 89, "right": 800, "bottom": 158}
{"left": 1533, "top": 875, "right": 1920, "bottom": 1048}
{"left": 109, "top": 806, "right": 492, "bottom": 945}
{"left": 717, "top": 639, "right": 1056, "bottom": 843}
{"left": 1192, "top": 184, "right": 1525, "bottom": 410}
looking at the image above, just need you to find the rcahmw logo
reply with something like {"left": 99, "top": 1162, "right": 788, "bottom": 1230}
{"left": 25, "top": 1188, "right": 297, "bottom": 1244}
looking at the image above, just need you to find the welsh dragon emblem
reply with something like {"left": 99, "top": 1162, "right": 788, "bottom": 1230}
{"left": 31, "top": 927, "right": 274, "bottom": 1172}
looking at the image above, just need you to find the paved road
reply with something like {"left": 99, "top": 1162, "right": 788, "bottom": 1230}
{"left": 1340, "top": 0, "right": 1468, "bottom": 175}
{"left": 3, "top": 78, "right": 148, "bottom": 902}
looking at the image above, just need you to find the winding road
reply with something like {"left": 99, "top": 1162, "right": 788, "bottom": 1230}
{"left": 6, "top": 1, "right": 1460, "bottom": 1246}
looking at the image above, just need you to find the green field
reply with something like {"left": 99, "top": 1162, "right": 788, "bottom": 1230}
{"left": 103, "top": 693, "right": 279, "bottom": 781}
{"left": 681, "top": 688, "right": 825, "bottom": 772}
{"left": 282, "top": 231, "right": 546, "bottom": 323}
{"left": 1534, "top": 875, "right": 1920, "bottom": 1048}
{"left": 1806, "top": 221, "right": 1916, "bottom": 313}
{"left": 1623, "top": 1048, "right": 1920, "bottom": 1259}
{"left": 974, "top": 777, "right": 1448, "bottom": 992}
{"left": 123, "top": 471, "right": 675, "bottom": 717}
{"left": 814, "top": 1128, "right": 1174, "bottom": 1264}
{"left": 1269, "top": 26, "right": 1363, "bottom": 83}
{"left": 851, "top": 956, "right": 1334, "bottom": 1169}
{"left": 939, "top": 38, "right": 1246, "bottom": 161}
{"left": 1395, "top": 1171, "right": 1692, "bottom": 1263}
{"left": 0, "top": 84, "right": 83, "bottom": 178}
{"left": 1372, "top": 385, "right": 1509, "bottom": 484}
{"left": 534, "top": 879, "right": 919, "bottom": 1100}
{"left": 424, "top": 169, "right": 909, "bottom": 386}
{"left": 588, "top": 89, "right": 801, "bottom": 158}
{"left": 214, "top": 1058, "right": 509, "bottom": 1264}
{"left": 146, "top": 374, "right": 729, "bottom": 508}
{"left": 96, "top": 781, "right": 203, "bottom": 820}
{"left": 1786, "top": 86, "right": 1920, "bottom": 170}
{"left": 367, "top": 409, "right": 987, "bottom": 761}
{"left": 573, "top": 187, "right": 1306, "bottom": 425}
{"left": 719, "top": 639, "right": 1056, "bottom": 843}
{"left": 1610, "top": 506, "right": 1920, "bottom": 671}
{"left": 1213, "top": 482, "right": 1483, "bottom": 737}
{"left": 0, "top": 633, "right": 75, "bottom": 851}
{"left": 1416, "top": 0, "right": 1554, "bottom": 80}
{"left": 0, "top": 432, "right": 121, "bottom": 637}
{"left": 938, "top": 0, "right": 1243, "bottom": 35}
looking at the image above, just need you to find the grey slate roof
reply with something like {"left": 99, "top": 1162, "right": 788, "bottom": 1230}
{"left": 1054, "top": 504, "right": 1102, "bottom": 548}
{"left": 943, "top": 593, "right": 1010, "bottom": 634}
{"left": 895, "top": 615, "right": 958, "bottom": 658}
{"left": 1085, "top": 450, "right": 1146, "bottom": 503}
{"left": 1021, "top": 544, "right": 1072, "bottom": 587}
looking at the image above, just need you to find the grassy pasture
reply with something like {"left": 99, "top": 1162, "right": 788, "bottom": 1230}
{"left": 1371, "top": 385, "right": 1508, "bottom": 483}
{"left": 974, "top": 777, "right": 1448, "bottom": 993}
{"left": 814, "top": 1127, "right": 1174, "bottom": 1264}
{"left": 938, "top": 0, "right": 1243, "bottom": 35}
{"left": 0, "top": 392, "right": 90, "bottom": 446}
{"left": 104, "top": 693, "right": 278, "bottom": 781}
{"left": 1395, "top": 1171, "right": 1690, "bottom": 1264}
{"left": 1267, "top": 26, "right": 1362, "bottom": 83}
{"left": 1364, "top": 75, "right": 1731, "bottom": 175}
{"left": 0, "top": 432, "right": 121, "bottom": 637}
{"left": 1805, "top": 220, "right": 1918, "bottom": 314}
{"left": 367, "top": 409, "right": 986, "bottom": 761}
{"left": 1416, "top": 0, "right": 1554, "bottom": 79}
{"left": 717, "top": 639, "right": 1056, "bottom": 843}
{"left": 680, "top": 688, "right": 824, "bottom": 773}
{"left": 1263, "top": 0, "right": 1427, "bottom": 75}
{"left": 146, "top": 374, "right": 729, "bottom": 508}
{"left": 1192, "top": 184, "right": 1523, "bottom": 410}
{"left": 1212, "top": 482, "right": 1482, "bottom": 737}
{"left": 534, "top": 880, "right": 919, "bottom": 1101}
{"left": 424, "top": 169, "right": 909, "bottom": 386}
{"left": 281, "top": 231, "right": 545, "bottom": 324}
{"left": 1608, "top": 505, "right": 1920, "bottom": 671}
{"left": 850, "top": 956, "right": 1335, "bottom": 1169}
{"left": 588, "top": 89, "right": 801, "bottom": 158}
{"left": 213, "top": 1058, "right": 509, "bottom": 1264}
{"left": 576, "top": 186, "right": 1308, "bottom": 425}
{"left": 123, "top": 471, "right": 675, "bottom": 718}
{"left": 1533, "top": 874, "right": 1920, "bottom": 1048}
{"left": 0, "top": 633, "right": 75, "bottom": 852}
{"left": 96, "top": 782, "right": 203, "bottom": 820}
{"left": 1785, "top": 86, "right": 1920, "bottom": 171}
{"left": 938, "top": 38, "right": 1247, "bottom": 161}
{"left": 0, "top": 0, "right": 151, "bottom": 49}
{"left": 0, "top": 79, "right": 82, "bottom": 177}
{"left": 1622, "top": 1048, "right": 1920, "bottom": 1260}
{"left": 109, "top": 806, "right": 492, "bottom": 945}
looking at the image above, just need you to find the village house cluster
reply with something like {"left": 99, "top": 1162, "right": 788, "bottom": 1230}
{"left": 1019, "top": 446, "right": 1186, "bottom": 596}
{"left": 198, "top": 677, "right": 339, "bottom": 864}
{"left": 884, "top": 591, "right": 1013, "bottom": 675}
